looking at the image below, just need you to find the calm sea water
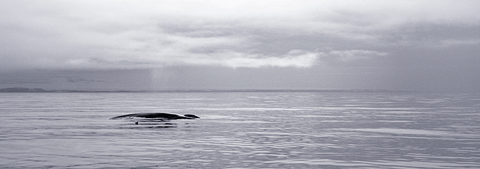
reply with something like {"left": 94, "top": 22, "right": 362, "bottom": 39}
{"left": 0, "top": 91, "right": 479, "bottom": 169}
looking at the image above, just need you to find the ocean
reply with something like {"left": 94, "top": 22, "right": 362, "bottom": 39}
{"left": 0, "top": 91, "right": 479, "bottom": 168}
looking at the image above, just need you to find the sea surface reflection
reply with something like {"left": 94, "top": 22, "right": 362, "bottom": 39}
{"left": 0, "top": 92, "right": 479, "bottom": 168}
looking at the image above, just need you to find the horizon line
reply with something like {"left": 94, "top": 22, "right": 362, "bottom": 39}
{"left": 0, "top": 87, "right": 416, "bottom": 93}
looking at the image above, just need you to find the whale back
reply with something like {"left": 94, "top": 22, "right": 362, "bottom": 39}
{"left": 184, "top": 114, "right": 200, "bottom": 119}
{"left": 110, "top": 113, "right": 200, "bottom": 120}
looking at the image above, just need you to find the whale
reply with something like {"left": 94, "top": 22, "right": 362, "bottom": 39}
{"left": 110, "top": 113, "right": 200, "bottom": 120}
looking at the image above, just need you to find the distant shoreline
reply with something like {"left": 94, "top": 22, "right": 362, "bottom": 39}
{"left": 0, "top": 87, "right": 412, "bottom": 93}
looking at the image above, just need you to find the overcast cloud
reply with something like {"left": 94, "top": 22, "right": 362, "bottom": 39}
{"left": 1, "top": 0, "right": 480, "bottom": 92}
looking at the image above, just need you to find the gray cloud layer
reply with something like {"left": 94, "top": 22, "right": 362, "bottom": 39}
{"left": 1, "top": 0, "right": 480, "bottom": 92}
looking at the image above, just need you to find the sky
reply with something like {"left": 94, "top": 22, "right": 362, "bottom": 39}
{"left": 1, "top": 0, "right": 480, "bottom": 92}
